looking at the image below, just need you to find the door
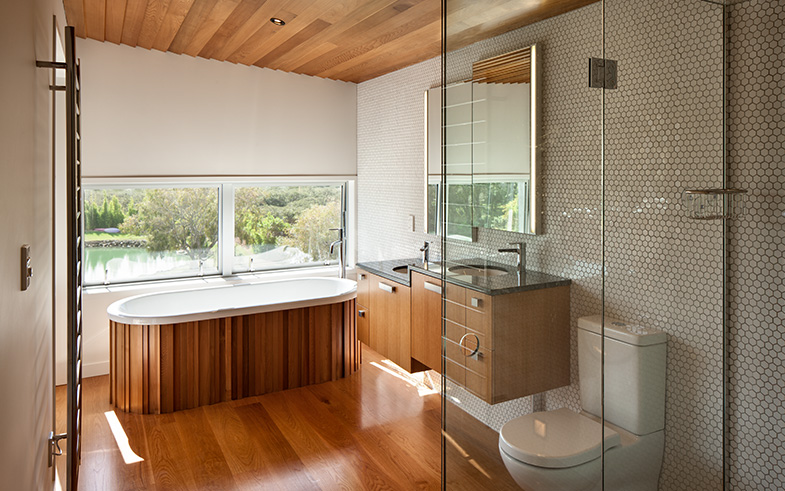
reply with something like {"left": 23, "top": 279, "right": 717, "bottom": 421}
{"left": 441, "top": 1, "right": 605, "bottom": 489}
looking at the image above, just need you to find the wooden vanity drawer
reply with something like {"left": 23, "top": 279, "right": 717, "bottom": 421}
{"left": 444, "top": 299, "right": 465, "bottom": 325}
{"left": 465, "top": 348, "right": 491, "bottom": 378}
{"left": 445, "top": 282, "right": 465, "bottom": 304}
{"left": 357, "top": 305, "right": 370, "bottom": 345}
{"left": 444, "top": 358, "right": 465, "bottom": 386}
{"left": 356, "top": 269, "right": 370, "bottom": 307}
{"left": 465, "top": 307, "right": 492, "bottom": 338}
{"left": 443, "top": 337, "right": 464, "bottom": 365}
{"left": 465, "top": 370, "right": 490, "bottom": 400}
{"left": 444, "top": 319, "right": 465, "bottom": 344}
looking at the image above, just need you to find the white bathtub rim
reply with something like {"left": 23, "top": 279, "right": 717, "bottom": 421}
{"left": 107, "top": 277, "right": 357, "bottom": 325}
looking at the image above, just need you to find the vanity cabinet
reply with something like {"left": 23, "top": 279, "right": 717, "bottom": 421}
{"left": 443, "top": 283, "right": 570, "bottom": 404}
{"left": 410, "top": 272, "right": 443, "bottom": 373}
{"left": 356, "top": 270, "right": 371, "bottom": 345}
{"left": 356, "top": 265, "right": 570, "bottom": 403}
{"left": 356, "top": 269, "right": 413, "bottom": 372}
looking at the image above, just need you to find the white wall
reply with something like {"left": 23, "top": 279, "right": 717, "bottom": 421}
{"left": 78, "top": 39, "right": 357, "bottom": 177}
{"left": 0, "top": 0, "right": 66, "bottom": 488}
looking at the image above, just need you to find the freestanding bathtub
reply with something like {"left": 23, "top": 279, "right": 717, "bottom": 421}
{"left": 107, "top": 277, "right": 358, "bottom": 414}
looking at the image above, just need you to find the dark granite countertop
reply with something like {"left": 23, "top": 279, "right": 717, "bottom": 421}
{"left": 356, "top": 257, "right": 571, "bottom": 296}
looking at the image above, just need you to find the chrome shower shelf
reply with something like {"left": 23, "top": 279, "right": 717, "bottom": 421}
{"left": 682, "top": 188, "right": 747, "bottom": 220}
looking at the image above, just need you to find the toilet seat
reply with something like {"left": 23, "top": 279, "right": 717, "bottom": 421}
{"left": 499, "top": 408, "right": 621, "bottom": 469}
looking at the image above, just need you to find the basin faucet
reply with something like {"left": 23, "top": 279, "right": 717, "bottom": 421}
{"left": 420, "top": 241, "right": 432, "bottom": 264}
{"left": 329, "top": 227, "right": 346, "bottom": 279}
{"left": 498, "top": 241, "right": 526, "bottom": 277}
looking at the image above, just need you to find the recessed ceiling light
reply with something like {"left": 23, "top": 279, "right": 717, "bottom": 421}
{"left": 270, "top": 17, "right": 285, "bottom": 26}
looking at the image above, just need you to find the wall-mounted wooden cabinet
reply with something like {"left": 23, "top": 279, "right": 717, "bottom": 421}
{"left": 356, "top": 270, "right": 371, "bottom": 345}
{"left": 356, "top": 267, "right": 570, "bottom": 404}
{"left": 444, "top": 283, "right": 570, "bottom": 404}
{"left": 411, "top": 272, "right": 443, "bottom": 373}
{"left": 356, "top": 269, "right": 413, "bottom": 372}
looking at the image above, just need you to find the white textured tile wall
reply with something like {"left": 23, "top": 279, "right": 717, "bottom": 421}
{"left": 357, "top": 0, "right": 783, "bottom": 488}
{"left": 726, "top": 0, "right": 785, "bottom": 489}
{"left": 357, "top": 56, "right": 441, "bottom": 262}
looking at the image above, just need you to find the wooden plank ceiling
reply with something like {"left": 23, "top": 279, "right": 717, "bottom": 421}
{"left": 62, "top": 0, "right": 597, "bottom": 84}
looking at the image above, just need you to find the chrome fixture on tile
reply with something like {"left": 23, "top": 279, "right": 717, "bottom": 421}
{"left": 498, "top": 242, "right": 526, "bottom": 277}
{"left": 420, "top": 241, "right": 432, "bottom": 264}
{"left": 682, "top": 188, "right": 747, "bottom": 220}
{"left": 329, "top": 227, "right": 346, "bottom": 279}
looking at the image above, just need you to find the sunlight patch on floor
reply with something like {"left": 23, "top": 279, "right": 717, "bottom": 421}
{"left": 443, "top": 430, "right": 491, "bottom": 478}
{"left": 53, "top": 466, "right": 62, "bottom": 491}
{"left": 104, "top": 411, "right": 144, "bottom": 464}
{"left": 370, "top": 360, "right": 440, "bottom": 396}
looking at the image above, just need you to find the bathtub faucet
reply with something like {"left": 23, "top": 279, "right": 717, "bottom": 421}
{"left": 329, "top": 227, "right": 346, "bottom": 279}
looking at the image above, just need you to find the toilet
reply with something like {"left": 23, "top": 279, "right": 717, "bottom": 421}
{"left": 499, "top": 315, "right": 667, "bottom": 491}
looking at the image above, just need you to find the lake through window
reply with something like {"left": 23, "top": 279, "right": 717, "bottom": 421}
{"left": 83, "top": 181, "right": 347, "bottom": 286}
{"left": 233, "top": 185, "right": 342, "bottom": 273}
{"left": 84, "top": 186, "right": 220, "bottom": 285}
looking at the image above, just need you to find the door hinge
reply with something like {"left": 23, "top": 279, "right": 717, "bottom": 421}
{"left": 48, "top": 431, "right": 67, "bottom": 467}
{"left": 589, "top": 57, "right": 618, "bottom": 89}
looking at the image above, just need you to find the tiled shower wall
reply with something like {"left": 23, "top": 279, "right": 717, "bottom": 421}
{"left": 726, "top": 0, "right": 785, "bottom": 489}
{"left": 357, "top": 0, "right": 783, "bottom": 488}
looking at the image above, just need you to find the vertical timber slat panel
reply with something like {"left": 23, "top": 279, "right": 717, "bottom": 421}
{"left": 160, "top": 324, "right": 174, "bottom": 413}
{"left": 142, "top": 325, "right": 149, "bottom": 413}
{"left": 110, "top": 300, "right": 359, "bottom": 413}
{"left": 129, "top": 325, "right": 143, "bottom": 413}
{"left": 109, "top": 321, "right": 114, "bottom": 404}
{"left": 149, "top": 324, "right": 161, "bottom": 414}
{"left": 221, "top": 318, "right": 231, "bottom": 402}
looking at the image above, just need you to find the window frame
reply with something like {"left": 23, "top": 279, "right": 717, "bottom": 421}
{"left": 82, "top": 176, "right": 354, "bottom": 287}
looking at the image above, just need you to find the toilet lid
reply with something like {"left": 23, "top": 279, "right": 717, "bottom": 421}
{"left": 499, "top": 408, "right": 621, "bottom": 469}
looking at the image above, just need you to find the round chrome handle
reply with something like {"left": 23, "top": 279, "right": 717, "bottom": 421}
{"left": 458, "top": 333, "right": 480, "bottom": 358}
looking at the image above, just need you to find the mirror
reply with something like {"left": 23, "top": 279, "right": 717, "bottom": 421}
{"left": 426, "top": 44, "right": 541, "bottom": 238}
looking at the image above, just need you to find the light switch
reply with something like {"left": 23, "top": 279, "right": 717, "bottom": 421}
{"left": 409, "top": 214, "right": 416, "bottom": 232}
{"left": 21, "top": 245, "right": 32, "bottom": 291}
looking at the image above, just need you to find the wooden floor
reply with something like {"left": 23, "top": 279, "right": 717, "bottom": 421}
{"left": 57, "top": 345, "right": 518, "bottom": 490}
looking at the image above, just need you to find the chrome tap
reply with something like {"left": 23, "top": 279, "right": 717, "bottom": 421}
{"left": 420, "top": 241, "right": 432, "bottom": 264}
{"left": 329, "top": 227, "right": 346, "bottom": 279}
{"left": 498, "top": 241, "right": 526, "bottom": 277}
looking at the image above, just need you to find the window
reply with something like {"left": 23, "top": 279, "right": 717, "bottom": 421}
{"left": 427, "top": 176, "right": 529, "bottom": 239}
{"left": 83, "top": 181, "right": 348, "bottom": 286}
{"left": 233, "top": 185, "right": 343, "bottom": 273}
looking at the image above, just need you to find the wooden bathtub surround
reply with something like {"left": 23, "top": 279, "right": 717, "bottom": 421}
{"left": 110, "top": 300, "right": 359, "bottom": 414}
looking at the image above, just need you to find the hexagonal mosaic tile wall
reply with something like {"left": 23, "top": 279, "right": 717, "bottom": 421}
{"left": 357, "top": 0, "right": 783, "bottom": 488}
{"left": 726, "top": 0, "right": 785, "bottom": 489}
